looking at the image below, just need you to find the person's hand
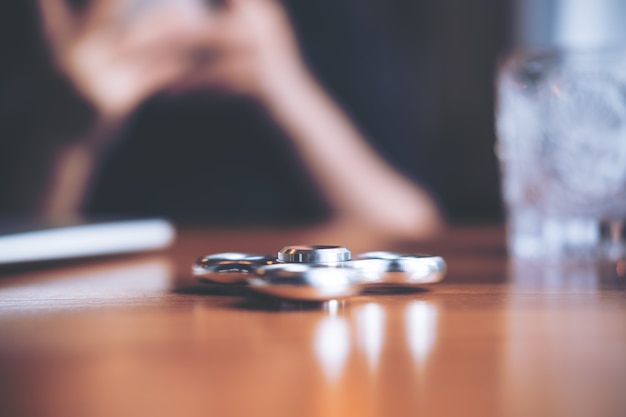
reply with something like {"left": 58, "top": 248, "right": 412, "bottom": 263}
{"left": 39, "top": 0, "right": 210, "bottom": 119}
{"left": 177, "top": 0, "right": 311, "bottom": 104}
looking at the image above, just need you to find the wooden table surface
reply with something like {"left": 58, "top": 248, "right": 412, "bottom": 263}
{"left": 0, "top": 225, "right": 625, "bottom": 417}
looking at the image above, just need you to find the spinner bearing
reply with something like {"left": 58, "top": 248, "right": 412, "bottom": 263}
{"left": 193, "top": 245, "right": 445, "bottom": 301}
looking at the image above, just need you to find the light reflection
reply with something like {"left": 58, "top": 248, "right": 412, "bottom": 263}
{"left": 354, "top": 303, "right": 385, "bottom": 371}
{"left": 405, "top": 301, "right": 438, "bottom": 367}
{"left": 503, "top": 262, "right": 625, "bottom": 417}
{"left": 509, "top": 259, "right": 600, "bottom": 291}
{"left": 325, "top": 299, "right": 339, "bottom": 316}
{"left": 0, "top": 258, "right": 172, "bottom": 312}
{"left": 314, "top": 314, "right": 350, "bottom": 384}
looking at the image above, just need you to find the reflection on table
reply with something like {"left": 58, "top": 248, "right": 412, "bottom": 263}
{"left": 0, "top": 226, "right": 624, "bottom": 417}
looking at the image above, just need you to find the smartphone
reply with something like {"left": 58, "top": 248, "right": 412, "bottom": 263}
{"left": 0, "top": 218, "right": 175, "bottom": 266}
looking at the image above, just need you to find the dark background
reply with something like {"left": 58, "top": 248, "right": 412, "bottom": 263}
{"left": 0, "top": 0, "right": 509, "bottom": 224}
{"left": 430, "top": 0, "right": 508, "bottom": 222}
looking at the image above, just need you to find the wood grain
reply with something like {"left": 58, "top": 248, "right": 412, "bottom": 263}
{"left": 0, "top": 225, "right": 624, "bottom": 417}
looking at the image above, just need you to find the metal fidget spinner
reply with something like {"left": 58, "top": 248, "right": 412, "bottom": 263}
{"left": 193, "top": 245, "right": 446, "bottom": 301}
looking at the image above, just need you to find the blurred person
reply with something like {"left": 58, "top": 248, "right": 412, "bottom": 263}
{"left": 1, "top": 0, "right": 442, "bottom": 237}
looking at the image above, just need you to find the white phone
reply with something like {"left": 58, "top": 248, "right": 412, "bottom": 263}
{"left": 0, "top": 218, "right": 175, "bottom": 266}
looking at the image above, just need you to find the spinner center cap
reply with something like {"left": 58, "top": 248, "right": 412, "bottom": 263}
{"left": 277, "top": 245, "right": 351, "bottom": 263}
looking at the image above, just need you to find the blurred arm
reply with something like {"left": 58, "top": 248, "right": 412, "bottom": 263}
{"left": 198, "top": 0, "right": 443, "bottom": 237}
{"left": 263, "top": 69, "right": 442, "bottom": 237}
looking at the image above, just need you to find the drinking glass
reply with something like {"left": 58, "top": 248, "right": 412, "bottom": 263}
{"left": 496, "top": 48, "right": 626, "bottom": 259}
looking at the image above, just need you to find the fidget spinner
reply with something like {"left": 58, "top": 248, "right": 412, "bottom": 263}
{"left": 193, "top": 245, "right": 446, "bottom": 301}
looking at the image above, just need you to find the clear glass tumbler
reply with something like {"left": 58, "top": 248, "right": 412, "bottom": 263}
{"left": 496, "top": 48, "right": 626, "bottom": 260}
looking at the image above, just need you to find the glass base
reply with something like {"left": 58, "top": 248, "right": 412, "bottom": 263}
{"left": 507, "top": 211, "right": 625, "bottom": 261}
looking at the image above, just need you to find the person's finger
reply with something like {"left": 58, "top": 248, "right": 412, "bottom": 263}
{"left": 220, "top": 0, "right": 273, "bottom": 8}
{"left": 169, "top": 53, "right": 253, "bottom": 96}
{"left": 84, "top": 47, "right": 195, "bottom": 116}
{"left": 37, "top": 0, "right": 81, "bottom": 51}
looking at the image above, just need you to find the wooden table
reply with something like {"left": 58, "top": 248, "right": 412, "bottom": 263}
{"left": 0, "top": 225, "right": 625, "bottom": 417}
